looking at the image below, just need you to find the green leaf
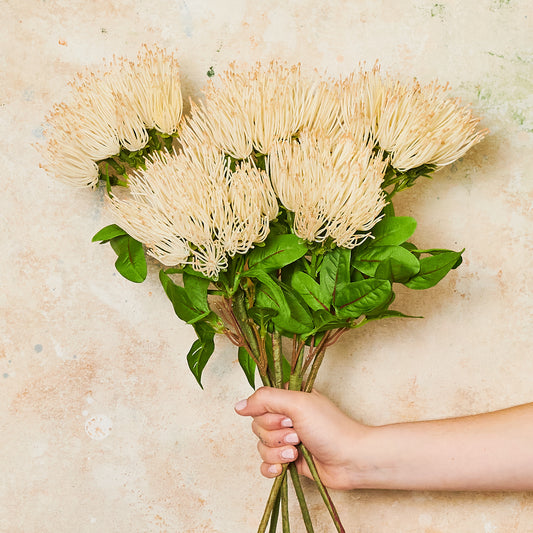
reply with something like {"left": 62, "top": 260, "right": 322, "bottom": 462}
{"left": 366, "top": 310, "right": 423, "bottom": 321}
{"left": 247, "top": 234, "right": 308, "bottom": 272}
{"left": 405, "top": 250, "right": 464, "bottom": 290}
{"left": 353, "top": 245, "right": 419, "bottom": 282}
{"left": 110, "top": 235, "right": 147, "bottom": 283}
{"left": 183, "top": 273, "right": 210, "bottom": 313}
{"left": 246, "top": 270, "right": 290, "bottom": 317}
{"left": 187, "top": 322, "right": 216, "bottom": 388}
{"left": 238, "top": 347, "right": 256, "bottom": 389}
{"left": 410, "top": 248, "right": 463, "bottom": 269}
{"left": 159, "top": 270, "right": 210, "bottom": 323}
{"left": 248, "top": 306, "right": 279, "bottom": 323}
{"left": 319, "top": 247, "right": 351, "bottom": 303}
{"left": 255, "top": 282, "right": 313, "bottom": 336}
{"left": 310, "top": 309, "right": 347, "bottom": 333}
{"left": 368, "top": 216, "right": 417, "bottom": 247}
{"left": 334, "top": 279, "right": 392, "bottom": 319}
{"left": 92, "top": 224, "right": 128, "bottom": 243}
{"left": 291, "top": 271, "right": 331, "bottom": 311}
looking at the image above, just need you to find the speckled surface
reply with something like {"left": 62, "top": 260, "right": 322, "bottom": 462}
{"left": 1, "top": 1, "right": 532, "bottom": 531}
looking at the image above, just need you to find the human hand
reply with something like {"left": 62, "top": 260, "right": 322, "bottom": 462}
{"left": 234, "top": 387, "right": 372, "bottom": 490}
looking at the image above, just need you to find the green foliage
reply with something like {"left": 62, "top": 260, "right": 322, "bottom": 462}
{"left": 159, "top": 269, "right": 211, "bottom": 324}
{"left": 353, "top": 245, "right": 420, "bottom": 283}
{"left": 368, "top": 216, "right": 417, "bottom": 246}
{"left": 92, "top": 225, "right": 147, "bottom": 283}
{"left": 334, "top": 279, "right": 392, "bottom": 319}
{"left": 247, "top": 234, "right": 308, "bottom": 273}
{"left": 238, "top": 347, "right": 256, "bottom": 389}
{"left": 291, "top": 271, "right": 331, "bottom": 311}
{"left": 405, "top": 249, "right": 464, "bottom": 290}
{"left": 187, "top": 322, "right": 216, "bottom": 388}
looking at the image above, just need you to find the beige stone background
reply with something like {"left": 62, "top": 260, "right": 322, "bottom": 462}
{"left": 1, "top": 0, "right": 532, "bottom": 531}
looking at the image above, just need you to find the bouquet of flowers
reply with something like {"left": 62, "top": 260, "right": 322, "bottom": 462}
{"left": 40, "top": 45, "right": 486, "bottom": 532}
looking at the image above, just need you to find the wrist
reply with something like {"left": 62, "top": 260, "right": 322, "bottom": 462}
{"left": 344, "top": 423, "right": 398, "bottom": 490}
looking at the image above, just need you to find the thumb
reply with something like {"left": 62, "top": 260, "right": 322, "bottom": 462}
{"left": 234, "top": 386, "right": 303, "bottom": 419}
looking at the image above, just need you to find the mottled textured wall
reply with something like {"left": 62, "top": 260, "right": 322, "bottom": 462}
{"left": 1, "top": 1, "right": 532, "bottom": 532}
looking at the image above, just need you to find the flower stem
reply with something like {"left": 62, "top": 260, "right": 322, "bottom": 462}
{"left": 268, "top": 492, "right": 281, "bottom": 533}
{"left": 257, "top": 465, "right": 287, "bottom": 533}
{"left": 272, "top": 330, "right": 283, "bottom": 389}
{"left": 281, "top": 473, "right": 290, "bottom": 532}
{"left": 288, "top": 463, "right": 314, "bottom": 532}
{"left": 299, "top": 444, "right": 345, "bottom": 533}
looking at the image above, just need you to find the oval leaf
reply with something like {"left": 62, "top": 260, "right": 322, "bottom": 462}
{"left": 159, "top": 270, "right": 209, "bottom": 323}
{"left": 187, "top": 322, "right": 216, "bottom": 388}
{"left": 111, "top": 235, "right": 147, "bottom": 283}
{"left": 247, "top": 234, "right": 308, "bottom": 272}
{"left": 291, "top": 271, "right": 331, "bottom": 311}
{"left": 319, "top": 247, "right": 351, "bottom": 303}
{"left": 405, "top": 250, "right": 463, "bottom": 290}
{"left": 238, "top": 347, "right": 256, "bottom": 389}
{"left": 353, "top": 245, "right": 419, "bottom": 282}
{"left": 368, "top": 216, "right": 417, "bottom": 247}
{"left": 92, "top": 224, "right": 128, "bottom": 243}
{"left": 334, "top": 279, "right": 392, "bottom": 319}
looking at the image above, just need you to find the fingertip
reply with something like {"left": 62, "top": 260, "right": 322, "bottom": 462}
{"left": 281, "top": 417, "right": 293, "bottom": 428}
{"left": 234, "top": 399, "right": 247, "bottom": 413}
{"left": 262, "top": 463, "right": 282, "bottom": 478}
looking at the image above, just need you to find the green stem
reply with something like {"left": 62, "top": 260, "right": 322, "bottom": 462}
{"left": 289, "top": 463, "right": 314, "bottom": 532}
{"left": 268, "top": 492, "right": 281, "bottom": 533}
{"left": 272, "top": 331, "right": 283, "bottom": 389}
{"left": 303, "top": 334, "right": 329, "bottom": 393}
{"left": 281, "top": 473, "right": 290, "bottom": 533}
{"left": 258, "top": 466, "right": 288, "bottom": 533}
{"left": 299, "top": 445, "right": 345, "bottom": 533}
{"left": 289, "top": 341, "right": 304, "bottom": 391}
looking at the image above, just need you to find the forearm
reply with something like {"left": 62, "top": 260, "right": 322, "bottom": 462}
{"left": 355, "top": 403, "right": 533, "bottom": 491}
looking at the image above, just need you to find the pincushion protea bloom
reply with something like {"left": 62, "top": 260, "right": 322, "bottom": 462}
{"left": 107, "top": 143, "right": 278, "bottom": 277}
{"left": 181, "top": 61, "right": 342, "bottom": 160}
{"left": 39, "top": 45, "right": 183, "bottom": 187}
{"left": 269, "top": 130, "right": 387, "bottom": 247}
{"left": 340, "top": 66, "right": 487, "bottom": 172}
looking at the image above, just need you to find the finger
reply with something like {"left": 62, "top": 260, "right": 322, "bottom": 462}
{"left": 260, "top": 462, "right": 282, "bottom": 478}
{"left": 257, "top": 440, "right": 298, "bottom": 464}
{"left": 252, "top": 422, "right": 300, "bottom": 448}
{"left": 235, "top": 387, "right": 304, "bottom": 419}
{"left": 252, "top": 412, "right": 293, "bottom": 431}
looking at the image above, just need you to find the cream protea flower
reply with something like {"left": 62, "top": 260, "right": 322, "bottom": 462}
{"left": 107, "top": 145, "right": 278, "bottom": 277}
{"left": 375, "top": 79, "right": 487, "bottom": 171}
{"left": 339, "top": 63, "right": 387, "bottom": 142}
{"left": 269, "top": 130, "right": 387, "bottom": 247}
{"left": 40, "top": 46, "right": 183, "bottom": 187}
{"left": 183, "top": 62, "right": 342, "bottom": 160}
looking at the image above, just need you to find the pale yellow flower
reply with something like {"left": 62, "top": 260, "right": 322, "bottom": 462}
{"left": 269, "top": 130, "right": 387, "bottom": 247}
{"left": 107, "top": 145, "right": 278, "bottom": 277}
{"left": 186, "top": 61, "right": 342, "bottom": 160}
{"left": 40, "top": 46, "right": 183, "bottom": 187}
{"left": 375, "top": 79, "right": 487, "bottom": 171}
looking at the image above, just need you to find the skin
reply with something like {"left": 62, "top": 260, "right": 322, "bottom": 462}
{"left": 234, "top": 387, "right": 533, "bottom": 491}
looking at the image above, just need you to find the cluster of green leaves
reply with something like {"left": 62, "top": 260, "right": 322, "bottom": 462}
{"left": 97, "top": 129, "right": 177, "bottom": 191}
{"left": 92, "top": 204, "right": 463, "bottom": 388}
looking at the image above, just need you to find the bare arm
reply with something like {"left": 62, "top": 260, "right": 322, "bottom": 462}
{"left": 235, "top": 387, "right": 533, "bottom": 491}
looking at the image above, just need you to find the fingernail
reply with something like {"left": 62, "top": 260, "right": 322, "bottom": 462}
{"left": 268, "top": 464, "right": 281, "bottom": 475}
{"left": 285, "top": 433, "right": 299, "bottom": 444}
{"left": 281, "top": 448, "right": 296, "bottom": 460}
{"left": 234, "top": 399, "right": 247, "bottom": 411}
{"left": 281, "top": 417, "right": 293, "bottom": 428}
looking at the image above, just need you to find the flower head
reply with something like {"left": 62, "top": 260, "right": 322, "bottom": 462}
{"left": 269, "top": 130, "right": 387, "bottom": 247}
{"left": 107, "top": 144, "right": 278, "bottom": 277}
{"left": 40, "top": 46, "right": 183, "bottom": 187}
{"left": 181, "top": 62, "right": 342, "bottom": 160}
